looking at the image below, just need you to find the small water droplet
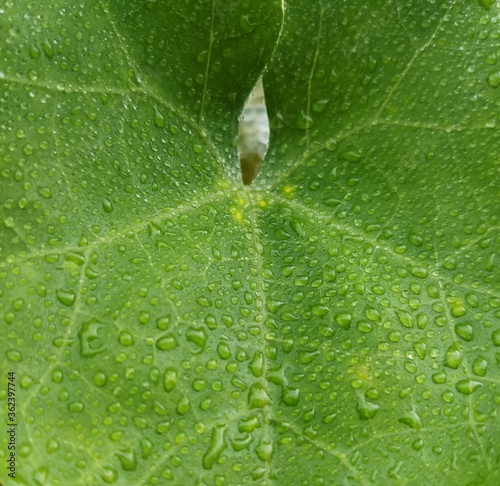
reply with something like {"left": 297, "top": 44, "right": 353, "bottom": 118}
{"left": 67, "top": 401, "right": 84, "bottom": 412}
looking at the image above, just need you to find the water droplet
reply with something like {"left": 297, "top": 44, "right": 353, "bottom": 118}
{"left": 116, "top": 449, "right": 137, "bottom": 471}
{"left": 431, "top": 372, "right": 447, "bottom": 384}
{"left": 102, "top": 198, "right": 113, "bottom": 213}
{"left": 335, "top": 312, "right": 352, "bottom": 330}
{"left": 176, "top": 395, "right": 190, "bottom": 415}
{"left": 154, "top": 106, "right": 165, "bottom": 127}
{"left": 78, "top": 319, "right": 107, "bottom": 357}
{"left": 67, "top": 401, "right": 84, "bottom": 412}
{"left": 118, "top": 330, "right": 134, "bottom": 346}
{"left": 492, "top": 330, "right": 500, "bottom": 346}
{"left": 455, "top": 379, "right": 482, "bottom": 395}
{"left": 217, "top": 341, "right": 231, "bottom": 359}
{"left": 396, "top": 309, "right": 413, "bottom": 328}
{"left": 56, "top": 289, "right": 76, "bottom": 307}
{"left": 186, "top": 326, "right": 207, "bottom": 353}
{"left": 356, "top": 400, "right": 379, "bottom": 420}
{"left": 249, "top": 351, "right": 264, "bottom": 377}
{"left": 444, "top": 343, "right": 463, "bottom": 369}
{"left": 487, "top": 71, "right": 500, "bottom": 88}
{"left": 398, "top": 410, "right": 422, "bottom": 430}
{"left": 38, "top": 187, "right": 52, "bottom": 198}
{"left": 101, "top": 466, "right": 118, "bottom": 484}
{"left": 472, "top": 356, "right": 488, "bottom": 377}
{"left": 6, "top": 349, "right": 22, "bottom": 362}
{"left": 41, "top": 38, "right": 54, "bottom": 59}
{"left": 454, "top": 322, "right": 474, "bottom": 342}
{"left": 163, "top": 368, "right": 177, "bottom": 392}
{"left": 46, "top": 439, "right": 60, "bottom": 453}
{"left": 93, "top": 370, "right": 107, "bottom": 386}
{"left": 202, "top": 424, "right": 227, "bottom": 470}
{"left": 282, "top": 386, "right": 300, "bottom": 406}
{"left": 256, "top": 440, "right": 273, "bottom": 462}
{"left": 248, "top": 383, "right": 271, "bottom": 409}
{"left": 156, "top": 334, "right": 178, "bottom": 350}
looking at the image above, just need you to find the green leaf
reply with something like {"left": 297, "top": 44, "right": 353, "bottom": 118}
{"left": 1, "top": 1, "right": 500, "bottom": 485}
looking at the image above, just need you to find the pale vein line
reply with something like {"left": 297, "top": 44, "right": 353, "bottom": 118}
{"left": 20, "top": 253, "right": 90, "bottom": 416}
{"left": 305, "top": 4, "right": 325, "bottom": 150}
{"left": 87, "top": 189, "right": 231, "bottom": 251}
{"left": 270, "top": 193, "right": 498, "bottom": 297}
{"left": 0, "top": 73, "right": 132, "bottom": 95}
{"left": 199, "top": 0, "right": 215, "bottom": 125}
{"left": 274, "top": 419, "right": 369, "bottom": 485}
{"left": 268, "top": 123, "right": 370, "bottom": 191}
{"left": 438, "top": 286, "right": 494, "bottom": 475}
{"left": 374, "top": 3, "right": 453, "bottom": 121}
{"left": 247, "top": 191, "right": 272, "bottom": 484}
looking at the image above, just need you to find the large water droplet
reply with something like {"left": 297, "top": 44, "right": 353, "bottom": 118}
{"left": 454, "top": 322, "right": 474, "bottom": 341}
{"left": 202, "top": 424, "right": 227, "bottom": 470}
{"left": 455, "top": 379, "right": 482, "bottom": 395}
{"left": 163, "top": 368, "right": 178, "bottom": 392}
{"left": 444, "top": 343, "right": 463, "bottom": 369}
{"left": 398, "top": 410, "right": 422, "bottom": 430}
{"left": 78, "top": 319, "right": 107, "bottom": 357}
{"left": 248, "top": 383, "right": 271, "bottom": 409}
{"left": 356, "top": 400, "right": 379, "bottom": 420}
{"left": 56, "top": 289, "right": 76, "bottom": 307}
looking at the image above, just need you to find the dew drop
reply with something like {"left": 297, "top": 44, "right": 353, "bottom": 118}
{"left": 491, "top": 330, "right": 500, "bottom": 346}
{"left": 6, "top": 349, "right": 22, "bottom": 362}
{"left": 472, "top": 356, "right": 488, "bottom": 377}
{"left": 163, "top": 368, "right": 178, "bottom": 392}
{"left": 203, "top": 424, "right": 227, "bottom": 470}
{"left": 102, "top": 198, "right": 114, "bottom": 213}
{"left": 248, "top": 383, "right": 271, "bottom": 409}
{"left": 335, "top": 312, "right": 352, "bottom": 330}
{"left": 454, "top": 322, "right": 474, "bottom": 342}
{"left": 356, "top": 400, "right": 380, "bottom": 420}
{"left": 249, "top": 351, "right": 264, "bottom": 378}
{"left": 396, "top": 309, "right": 414, "bottom": 328}
{"left": 116, "top": 449, "right": 137, "bottom": 472}
{"left": 444, "top": 343, "right": 463, "bottom": 369}
{"left": 78, "top": 319, "right": 107, "bottom": 357}
{"left": 156, "top": 334, "right": 178, "bottom": 351}
{"left": 154, "top": 106, "right": 165, "bottom": 127}
{"left": 455, "top": 379, "right": 482, "bottom": 395}
{"left": 56, "top": 289, "right": 76, "bottom": 307}
{"left": 398, "top": 410, "right": 422, "bottom": 430}
{"left": 487, "top": 70, "right": 500, "bottom": 88}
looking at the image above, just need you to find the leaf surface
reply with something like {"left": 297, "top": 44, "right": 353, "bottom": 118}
{"left": 1, "top": 1, "right": 500, "bottom": 485}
